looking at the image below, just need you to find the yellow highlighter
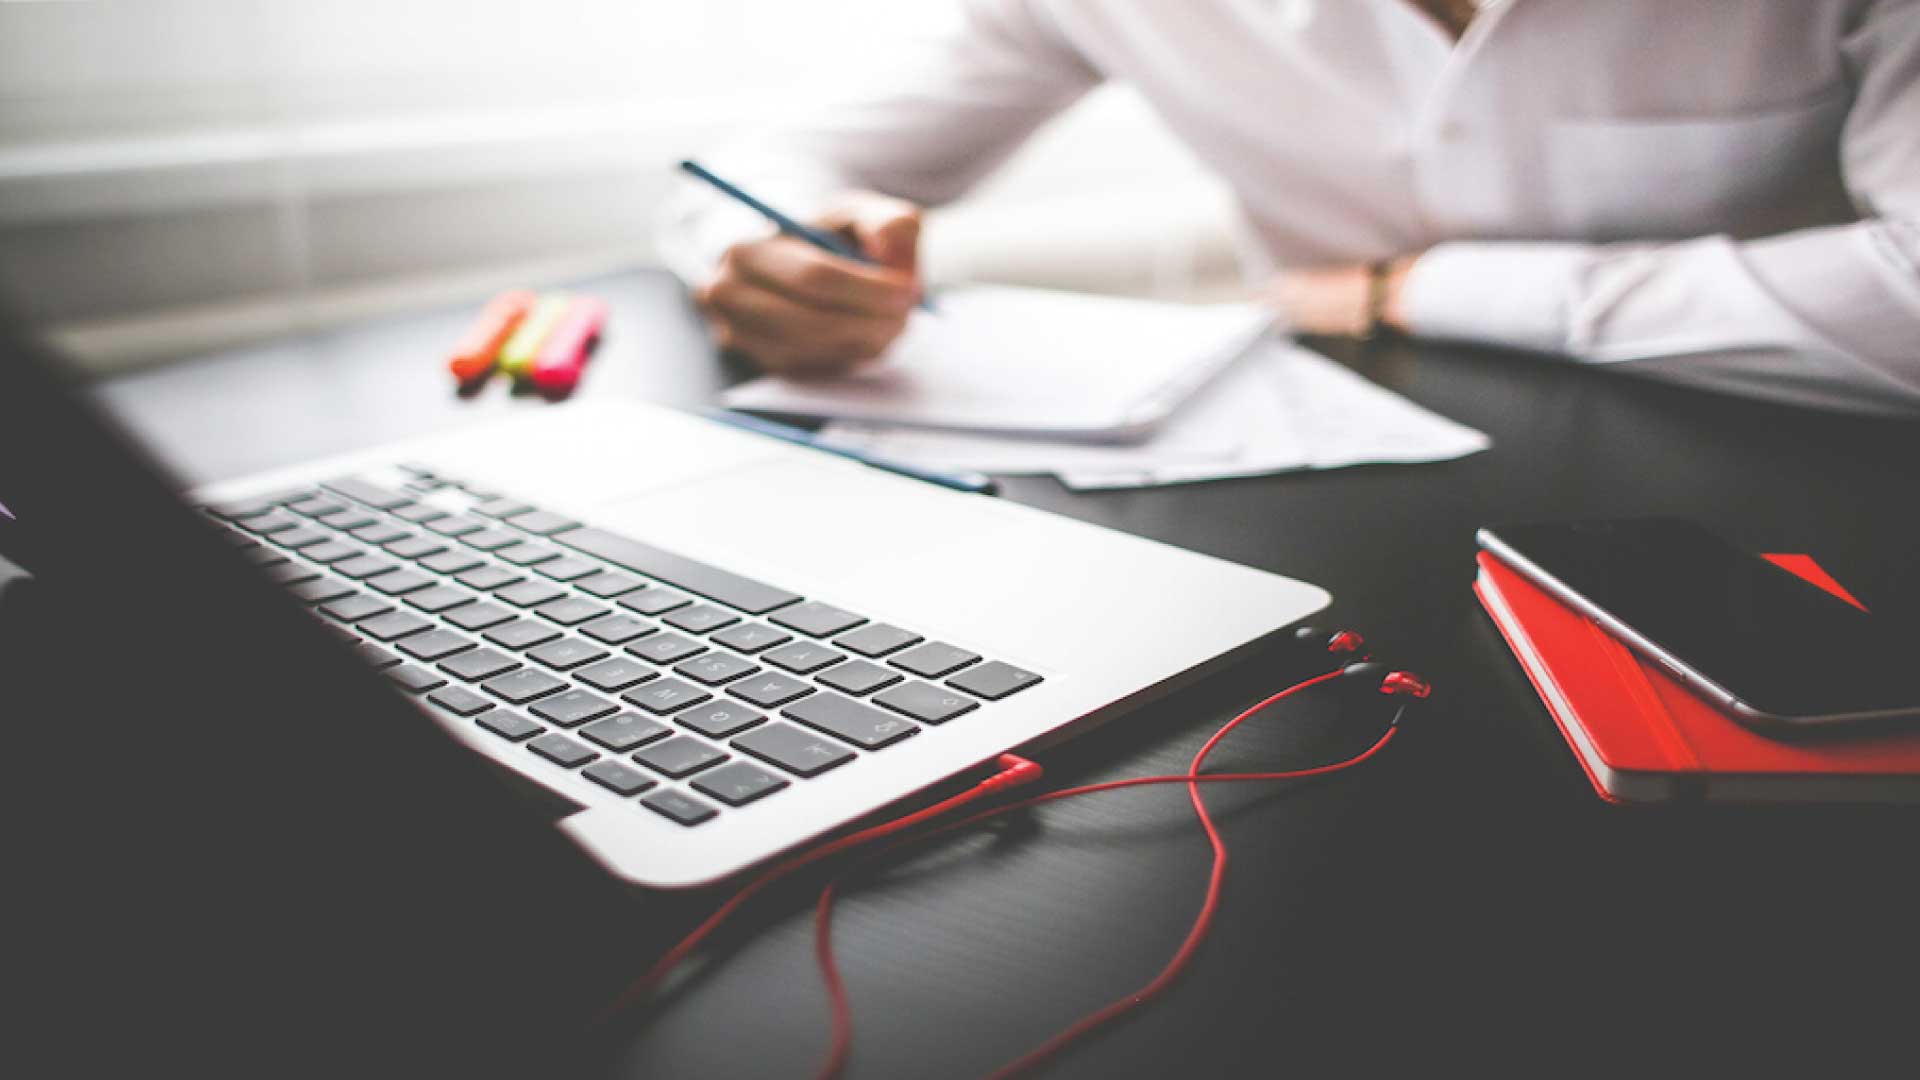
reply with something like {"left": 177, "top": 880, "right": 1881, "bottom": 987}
{"left": 497, "top": 293, "right": 572, "bottom": 379}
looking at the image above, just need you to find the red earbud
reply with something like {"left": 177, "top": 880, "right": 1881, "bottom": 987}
{"left": 1293, "top": 625, "right": 1367, "bottom": 655}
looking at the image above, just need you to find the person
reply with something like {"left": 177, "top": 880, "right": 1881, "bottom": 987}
{"left": 661, "top": 0, "right": 1920, "bottom": 413}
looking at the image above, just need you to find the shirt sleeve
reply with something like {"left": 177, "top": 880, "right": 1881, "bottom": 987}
{"left": 656, "top": 0, "right": 1102, "bottom": 285}
{"left": 1399, "top": 0, "right": 1920, "bottom": 413}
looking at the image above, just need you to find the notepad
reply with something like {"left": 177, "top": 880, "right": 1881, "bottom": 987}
{"left": 719, "top": 285, "right": 1273, "bottom": 443}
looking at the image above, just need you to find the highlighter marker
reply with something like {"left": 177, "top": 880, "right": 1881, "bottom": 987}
{"left": 530, "top": 297, "right": 609, "bottom": 395}
{"left": 448, "top": 289, "right": 535, "bottom": 382}
{"left": 497, "top": 293, "right": 572, "bottom": 379}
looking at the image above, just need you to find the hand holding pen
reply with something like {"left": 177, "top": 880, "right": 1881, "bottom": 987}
{"left": 681, "top": 160, "right": 931, "bottom": 377}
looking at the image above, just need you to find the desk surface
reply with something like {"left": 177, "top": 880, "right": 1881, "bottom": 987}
{"left": 93, "top": 270, "right": 1920, "bottom": 1075}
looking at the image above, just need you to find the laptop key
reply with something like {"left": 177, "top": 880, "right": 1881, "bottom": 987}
{"left": 351, "top": 522, "right": 410, "bottom": 545}
{"left": 531, "top": 689, "right": 618, "bottom": 728}
{"left": 497, "top": 580, "right": 564, "bottom": 608}
{"left": 764, "top": 641, "right": 846, "bottom": 675}
{"left": 387, "top": 664, "right": 446, "bottom": 693}
{"left": 404, "top": 585, "right": 474, "bottom": 614}
{"left": 461, "top": 529, "right": 523, "bottom": 552}
{"left": 287, "top": 496, "right": 346, "bottom": 518}
{"left": 873, "top": 681, "right": 979, "bottom": 725}
{"left": 527, "top": 638, "right": 609, "bottom": 671}
{"left": 240, "top": 511, "right": 303, "bottom": 535}
{"left": 769, "top": 601, "right": 867, "bottom": 639}
{"left": 358, "top": 611, "right": 433, "bottom": 641}
{"left": 580, "top": 613, "right": 654, "bottom": 645}
{"left": 367, "top": 569, "right": 433, "bottom": 596}
{"left": 445, "top": 601, "right": 514, "bottom": 632}
{"left": 583, "top": 760, "right": 656, "bottom": 797}
{"left": 426, "top": 514, "right": 487, "bottom": 538}
{"left": 575, "top": 571, "right": 641, "bottom": 598}
{"left": 692, "top": 761, "right": 788, "bottom": 807}
{"left": 626, "top": 632, "right": 706, "bottom": 666}
{"left": 535, "top": 556, "right": 599, "bottom": 582}
{"left": 674, "top": 651, "right": 759, "bottom": 686}
{"left": 356, "top": 642, "right": 401, "bottom": 670}
{"left": 478, "top": 712, "right": 543, "bottom": 742}
{"left": 580, "top": 712, "right": 670, "bottom": 752}
{"left": 290, "top": 577, "right": 354, "bottom": 604}
{"left": 427, "top": 685, "right": 494, "bottom": 716}
{"left": 321, "top": 594, "right": 391, "bottom": 622}
{"left": 474, "top": 497, "right": 532, "bottom": 519}
{"left": 711, "top": 623, "right": 793, "bottom": 654}
{"left": 558, "top": 527, "right": 802, "bottom": 615}
{"left": 729, "top": 673, "right": 815, "bottom": 709}
{"left": 534, "top": 596, "right": 609, "bottom": 626}
{"left": 733, "top": 722, "right": 855, "bottom": 778}
{"left": 482, "top": 668, "right": 567, "bottom": 705}
{"left": 664, "top": 604, "right": 740, "bottom": 635}
{"left": 817, "top": 660, "right": 903, "bottom": 696}
{"left": 391, "top": 502, "right": 448, "bottom": 524}
{"left": 784, "top": 692, "right": 919, "bottom": 750}
{"left": 528, "top": 733, "right": 598, "bottom": 769}
{"left": 268, "top": 527, "right": 330, "bottom": 550}
{"left": 324, "top": 475, "right": 412, "bottom": 510}
{"left": 633, "top": 735, "right": 727, "bottom": 778}
{"left": 265, "top": 562, "right": 320, "bottom": 586}
{"left": 397, "top": 629, "right": 475, "bottom": 662}
{"left": 384, "top": 535, "right": 447, "bottom": 560}
{"left": 418, "top": 549, "right": 483, "bottom": 575}
{"left": 206, "top": 490, "right": 302, "bottom": 520}
{"left": 891, "top": 641, "right": 981, "bottom": 679}
{"left": 676, "top": 701, "right": 765, "bottom": 739}
{"left": 439, "top": 647, "right": 520, "bottom": 683}
{"left": 576, "top": 657, "right": 657, "bottom": 693}
{"left": 495, "top": 542, "right": 559, "bottom": 567}
{"left": 317, "top": 509, "right": 377, "bottom": 531}
{"left": 618, "top": 587, "right": 692, "bottom": 616}
{"left": 641, "top": 789, "right": 717, "bottom": 827}
{"left": 623, "top": 677, "right": 711, "bottom": 715}
{"left": 834, "top": 623, "right": 923, "bottom": 658}
{"left": 333, "top": 554, "right": 398, "bottom": 580}
{"left": 505, "top": 509, "right": 579, "bottom": 535}
{"left": 456, "top": 565, "right": 521, "bottom": 590}
{"left": 300, "top": 540, "right": 362, "bottom": 565}
{"left": 483, "top": 619, "right": 562, "bottom": 650}
{"left": 947, "top": 661, "right": 1044, "bottom": 701}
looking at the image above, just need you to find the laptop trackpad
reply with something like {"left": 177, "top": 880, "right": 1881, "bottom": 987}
{"left": 593, "top": 457, "right": 1014, "bottom": 592}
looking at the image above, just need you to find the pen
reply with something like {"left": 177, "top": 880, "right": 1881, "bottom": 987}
{"left": 679, "top": 159, "right": 935, "bottom": 313}
{"left": 703, "top": 409, "right": 997, "bottom": 496}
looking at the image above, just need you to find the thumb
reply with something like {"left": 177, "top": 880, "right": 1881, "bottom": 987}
{"left": 819, "top": 193, "right": 922, "bottom": 273}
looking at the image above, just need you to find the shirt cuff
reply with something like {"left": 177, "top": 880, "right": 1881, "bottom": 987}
{"left": 1399, "top": 241, "right": 1595, "bottom": 356}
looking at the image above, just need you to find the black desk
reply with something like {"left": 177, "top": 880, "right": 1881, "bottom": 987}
{"left": 91, "top": 270, "right": 1920, "bottom": 1075}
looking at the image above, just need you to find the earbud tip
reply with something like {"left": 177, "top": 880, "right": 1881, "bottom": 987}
{"left": 1292, "top": 626, "right": 1325, "bottom": 645}
{"left": 1340, "top": 661, "right": 1387, "bottom": 683}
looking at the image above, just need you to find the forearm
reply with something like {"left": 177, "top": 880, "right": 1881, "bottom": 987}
{"left": 1397, "top": 221, "right": 1920, "bottom": 413}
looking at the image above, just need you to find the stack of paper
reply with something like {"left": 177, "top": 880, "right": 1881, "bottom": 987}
{"left": 719, "top": 286, "right": 1490, "bottom": 490}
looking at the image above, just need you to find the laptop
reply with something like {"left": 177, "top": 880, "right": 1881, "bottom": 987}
{"left": 4, "top": 315, "right": 1327, "bottom": 892}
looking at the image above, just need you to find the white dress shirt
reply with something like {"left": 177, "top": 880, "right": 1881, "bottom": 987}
{"left": 662, "top": 0, "right": 1920, "bottom": 413}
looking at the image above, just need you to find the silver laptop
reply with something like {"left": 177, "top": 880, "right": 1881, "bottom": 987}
{"left": 195, "top": 399, "right": 1328, "bottom": 887}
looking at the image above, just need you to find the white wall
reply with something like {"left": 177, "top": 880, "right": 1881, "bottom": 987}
{"left": 0, "top": 0, "right": 1240, "bottom": 370}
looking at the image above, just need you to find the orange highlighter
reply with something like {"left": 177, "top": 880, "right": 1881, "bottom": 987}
{"left": 530, "top": 297, "right": 609, "bottom": 394}
{"left": 448, "top": 290, "right": 535, "bottom": 382}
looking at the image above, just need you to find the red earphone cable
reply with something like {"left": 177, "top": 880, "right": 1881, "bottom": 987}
{"left": 810, "top": 669, "right": 1401, "bottom": 1079}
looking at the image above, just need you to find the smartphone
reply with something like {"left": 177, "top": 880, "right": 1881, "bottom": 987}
{"left": 1477, "top": 518, "right": 1920, "bottom": 730}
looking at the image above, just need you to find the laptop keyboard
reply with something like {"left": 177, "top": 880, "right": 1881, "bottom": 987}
{"left": 203, "top": 465, "right": 1043, "bottom": 827}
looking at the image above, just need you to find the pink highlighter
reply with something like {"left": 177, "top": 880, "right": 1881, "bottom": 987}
{"left": 529, "top": 297, "right": 608, "bottom": 394}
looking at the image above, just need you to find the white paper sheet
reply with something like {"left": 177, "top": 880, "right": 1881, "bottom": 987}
{"left": 815, "top": 340, "right": 1490, "bottom": 490}
{"left": 720, "top": 285, "right": 1272, "bottom": 441}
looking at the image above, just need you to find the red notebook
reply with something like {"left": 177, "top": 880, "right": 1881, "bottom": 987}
{"left": 1474, "top": 551, "right": 1920, "bottom": 803}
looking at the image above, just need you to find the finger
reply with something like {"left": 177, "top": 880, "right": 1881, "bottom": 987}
{"left": 727, "top": 238, "right": 917, "bottom": 317}
{"left": 816, "top": 194, "right": 923, "bottom": 272}
{"left": 720, "top": 324, "right": 874, "bottom": 377}
{"left": 704, "top": 277, "right": 906, "bottom": 360}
